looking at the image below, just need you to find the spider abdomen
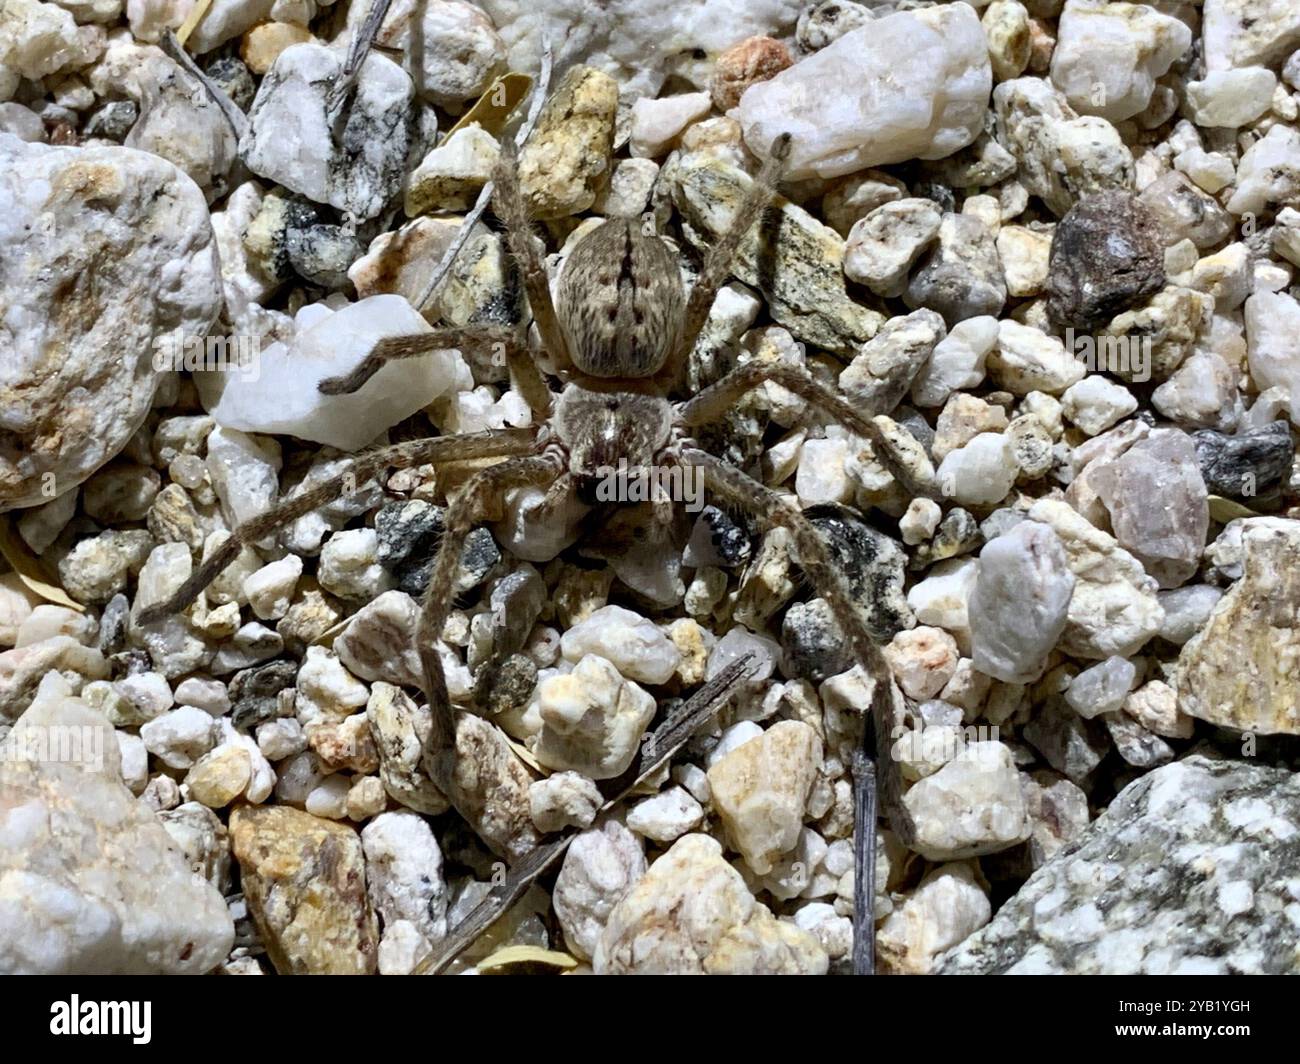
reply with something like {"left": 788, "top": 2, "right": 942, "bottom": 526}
{"left": 555, "top": 217, "right": 685, "bottom": 379}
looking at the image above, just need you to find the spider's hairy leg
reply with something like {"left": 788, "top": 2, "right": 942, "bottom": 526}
{"left": 416, "top": 451, "right": 563, "bottom": 751}
{"left": 682, "top": 446, "right": 916, "bottom": 976}
{"left": 492, "top": 139, "right": 576, "bottom": 377}
{"left": 661, "top": 132, "right": 793, "bottom": 386}
{"left": 318, "top": 326, "right": 552, "bottom": 418}
{"left": 136, "top": 428, "right": 539, "bottom": 625}
{"left": 678, "top": 361, "right": 940, "bottom": 502}
{"left": 415, "top": 451, "right": 563, "bottom": 861}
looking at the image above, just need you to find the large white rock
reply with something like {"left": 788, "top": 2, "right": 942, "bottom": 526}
{"left": 124, "top": 54, "right": 237, "bottom": 197}
{"left": 533, "top": 654, "right": 657, "bottom": 780}
{"left": 552, "top": 820, "right": 646, "bottom": 962}
{"left": 735, "top": 3, "right": 991, "bottom": 179}
{"left": 343, "top": 0, "right": 505, "bottom": 106}
{"left": 936, "top": 432, "right": 1019, "bottom": 508}
{"left": 707, "top": 720, "right": 822, "bottom": 875}
{"left": 0, "top": 0, "right": 102, "bottom": 79}
{"left": 903, "top": 743, "right": 1031, "bottom": 860}
{"left": 1226, "top": 124, "right": 1300, "bottom": 218}
{"left": 240, "top": 43, "right": 413, "bottom": 220}
{"left": 559, "top": 604, "right": 680, "bottom": 685}
{"left": 1049, "top": 0, "right": 1190, "bottom": 122}
{"left": 477, "top": 0, "right": 803, "bottom": 100}
{"left": 0, "top": 135, "right": 221, "bottom": 510}
{"left": 1028, "top": 498, "right": 1163, "bottom": 659}
{"left": 1202, "top": 0, "right": 1300, "bottom": 72}
{"left": 0, "top": 676, "right": 234, "bottom": 972}
{"left": 993, "top": 77, "right": 1134, "bottom": 217}
{"left": 910, "top": 316, "right": 998, "bottom": 408}
{"left": 878, "top": 862, "right": 990, "bottom": 974}
{"left": 360, "top": 811, "right": 447, "bottom": 954}
{"left": 969, "top": 520, "right": 1074, "bottom": 683}
{"left": 1185, "top": 68, "right": 1277, "bottom": 128}
{"left": 1243, "top": 291, "right": 1300, "bottom": 425}
{"left": 201, "top": 295, "right": 464, "bottom": 450}
{"left": 593, "top": 833, "right": 827, "bottom": 974}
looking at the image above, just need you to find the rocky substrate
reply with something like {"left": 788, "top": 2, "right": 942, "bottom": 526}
{"left": 2, "top": 0, "right": 1300, "bottom": 975}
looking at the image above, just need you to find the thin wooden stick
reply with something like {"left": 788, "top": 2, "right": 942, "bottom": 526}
{"left": 410, "top": 35, "right": 554, "bottom": 314}
{"left": 851, "top": 749, "right": 878, "bottom": 976}
{"left": 159, "top": 30, "right": 249, "bottom": 143}
{"left": 327, "top": 0, "right": 396, "bottom": 116}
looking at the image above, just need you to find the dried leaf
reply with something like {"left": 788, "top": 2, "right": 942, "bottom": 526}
{"left": 476, "top": 945, "right": 578, "bottom": 973}
{"left": 446, "top": 73, "right": 534, "bottom": 141}
{"left": 503, "top": 733, "right": 548, "bottom": 776}
{"left": 312, "top": 614, "right": 354, "bottom": 647}
{"left": 1209, "top": 495, "right": 1261, "bottom": 523}
{"left": 0, "top": 517, "right": 83, "bottom": 612}
{"left": 175, "top": 0, "right": 214, "bottom": 47}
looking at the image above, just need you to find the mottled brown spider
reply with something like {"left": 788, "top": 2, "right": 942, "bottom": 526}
{"left": 141, "top": 125, "right": 924, "bottom": 975}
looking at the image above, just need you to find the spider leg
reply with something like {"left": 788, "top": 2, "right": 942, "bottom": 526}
{"left": 136, "top": 428, "right": 539, "bottom": 624}
{"left": 318, "top": 326, "right": 552, "bottom": 418}
{"left": 492, "top": 138, "right": 577, "bottom": 377}
{"left": 678, "top": 361, "right": 939, "bottom": 501}
{"left": 660, "top": 132, "right": 793, "bottom": 388}
{"left": 682, "top": 446, "right": 916, "bottom": 976}
{"left": 416, "top": 451, "right": 564, "bottom": 859}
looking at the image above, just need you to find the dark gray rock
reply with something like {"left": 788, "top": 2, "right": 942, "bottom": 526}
{"left": 204, "top": 56, "right": 256, "bottom": 112}
{"left": 480, "top": 653, "right": 538, "bottom": 717}
{"left": 905, "top": 213, "right": 1006, "bottom": 326}
{"left": 1193, "top": 421, "right": 1294, "bottom": 499}
{"left": 1022, "top": 699, "right": 1109, "bottom": 782}
{"left": 1046, "top": 190, "right": 1166, "bottom": 333}
{"left": 939, "top": 756, "right": 1300, "bottom": 974}
{"left": 375, "top": 499, "right": 500, "bottom": 597}
{"left": 230, "top": 660, "right": 298, "bottom": 732}
{"left": 83, "top": 100, "right": 138, "bottom": 142}
{"left": 781, "top": 597, "right": 852, "bottom": 684}
{"left": 98, "top": 593, "right": 129, "bottom": 657}
{"left": 286, "top": 223, "right": 363, "bottom": 289}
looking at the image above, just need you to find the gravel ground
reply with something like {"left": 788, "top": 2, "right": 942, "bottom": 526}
{"left": 2, "top": 0, "right": 1300, "bottom": 976}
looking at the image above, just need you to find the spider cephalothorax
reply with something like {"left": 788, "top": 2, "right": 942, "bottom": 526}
{"left": 142, "top": 115, "right": 935, "bottom": 976}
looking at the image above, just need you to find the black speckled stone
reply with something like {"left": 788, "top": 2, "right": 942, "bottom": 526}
{"left": 376, "top": 499, "right": 500, "bottom": 596}
{"left": 910, "top": 507, "right": 981, "bottom": 569}
{"left": 230, "top": 659, "right": 298, "bottom": 732}
{"left": 683, "top": 505, "right": 753, "bottom": 569}
{"left": 98, "top": 593, "right": 129, "bottom": 657}
{"left": 1193, "top": 421, "right": 1293, "bottom": 499}
{"left": 287, "top": 223, "right": 363, "bottom": 289}
{"left": 805, "top": 503, "right": 913, "bottom": 640}
{"left": 204, "top": 56, "right": 256, "bottom": 111}
{"left": 83, "top": 100, "right": 138, "bottom": 142}
{"left": 782, "top": 597, "right": 852, "bottom": 684}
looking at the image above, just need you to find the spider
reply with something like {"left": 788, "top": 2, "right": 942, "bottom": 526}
{"left": 141, "top": 127, "right": 927, "bottom": 975}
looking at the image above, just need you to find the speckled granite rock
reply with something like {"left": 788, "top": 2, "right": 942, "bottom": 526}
{"left": 1176, "top": 519, "right": 1300, "bottom": 735}
{"left": 0, "top": 135, "right": 221, "bottom": 511}
{"left": 240, "top": 43, "right": 413, "bottom": 221}
{"left": 939, "top": 756, "right": 1300, "bottom": 974}
{"left": 674, "top": 153, "right": 882, "bottom": 356}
